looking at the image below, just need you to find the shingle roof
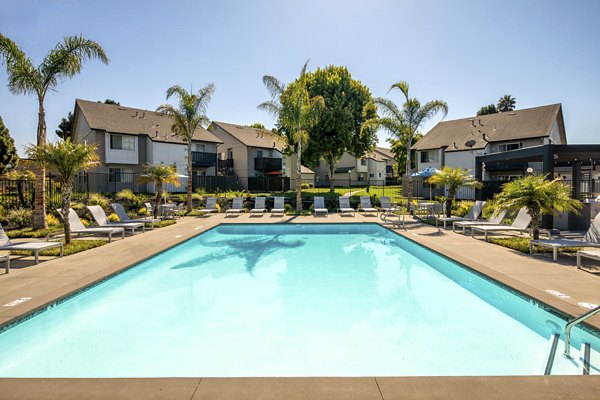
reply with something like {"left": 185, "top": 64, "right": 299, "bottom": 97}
{"left": 75, "top": 99, "right": 222, "bottom": 144}
{"left": 411, "top": 104, "right": 565, "bottom": 152}
{"left": 301, "top": 165, "right": 315, "bottom": 174}
{"left": 211, "top": 121, "right": 286, "bottom": 151}
{"left": 372, "top": 147, "right": 394, "bottom": 161}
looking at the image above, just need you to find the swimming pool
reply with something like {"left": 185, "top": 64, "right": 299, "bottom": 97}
{"left": 0, "top": 223, "right": 598, "bottom": 377}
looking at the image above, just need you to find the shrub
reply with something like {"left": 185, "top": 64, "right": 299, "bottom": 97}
{"left": 46, "top": 213, "right": 60, "bottom": 226}
{"left": 195, "top": 187, "right": 206, "bottom": 196}
{"left": 452, "top": 201, "right": 474, "bottom": 218}
{"left": 115, "top": 189, "right": 141, "bottom": 208}
{"left": 6, "top": 226, "right": 62, "bottom": 238}
{"left": 7, "top": 208, "right": 32, "bottom": 228}
{"left": 301, "top": 183, "right": 310, "bottom": 189}
{"left": 284, "top": 203, "right": 293, "bottom": 213}
{"left": 87, "top": 192, "right": 110, "bottom": 208}
{"left": 488, "top": 237, "right": 580, "bottom": 254}
{"left": 107, "top": 213, "right": 120, "bottom": 222}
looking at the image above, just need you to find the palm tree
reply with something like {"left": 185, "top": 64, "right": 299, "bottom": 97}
{"left": 138, "top": 164, "right": 180, "bottom": 218}
{"left": 427, "top": 167, "right": 483, "bottom": 217}
{"left": 156, "top": 84, "right": 214, "bottom": 213}
{"left": 25, "top": 139, "right": 100, "bottom": 244}
{"left": 494, "top": 174, "right": 581, "bottom": 240}
{"left": 497, "top": 95, "right": 516, "bottom": 112}
{"left": 259, "top": 61, "right": 324, "bottom": 210}
{"left": 375, "top": 81, "right": 448, "bottom": 206}
{"left": 0, "top": 34, "right": 109, "bottom": 229}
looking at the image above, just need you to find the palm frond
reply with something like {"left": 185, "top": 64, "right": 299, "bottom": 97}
{"left": 0, "top": 34, "right": 39, "bottom": 94}
{"left": 262, "top": 75, "right": 285, "bottom": 99}
{"left": 258, "top": 101, "right": 282, "bottom": 119}
{"left": 389, "top": 80, "right": 410, "bottom": 101}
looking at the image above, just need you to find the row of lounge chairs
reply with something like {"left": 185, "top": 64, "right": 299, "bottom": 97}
{"left": 432, "top": 200, "right": 600, "bottom": 265}
{"left": 197, "top": 196, "right": 395, "bottom": 217}
{"left": 0, "top": 203, "right": 161, "bottom": 273}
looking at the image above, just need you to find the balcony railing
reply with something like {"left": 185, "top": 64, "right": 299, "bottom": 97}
{"left": 191, "top": 151, "right": 217, "bottom": 167}
{"left": 218, "top": 158, "right": 234, "bottom": 170}
{"left": 254, "top": 157, "right": 282, "bottom": 171}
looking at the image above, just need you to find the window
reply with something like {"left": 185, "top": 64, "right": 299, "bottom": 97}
{"left": 256, "top": 150, "right": 263, "bottom": 158}
{"left": 378, "top": 172, "right": 382, "bottom": 177}
{"left": 110, "top": 134, "right": 135, "bottom": 151}
{"left": 420, "top": 150, "right": 438, "bottom": 163}
{"left": 498, "top": 142, "right": 523, "bottom": 152}
{"left": 360, "top": 159, "right": 367, "bottom": 166}
{"left": 109, "top": 168, "right": 122, "bottom": 183}
{"left": 369, "top": 173, "right": 374, "bottom": 178}
{"left": 498, "top": 175, "right": 521, "bottom": 182}
{"left": 193, "top": 143, "right": 206, "bottom": 152}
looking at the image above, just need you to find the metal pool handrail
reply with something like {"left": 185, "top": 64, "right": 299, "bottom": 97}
{"left": 564, "top": 305, "right": 600, "bottom": 358}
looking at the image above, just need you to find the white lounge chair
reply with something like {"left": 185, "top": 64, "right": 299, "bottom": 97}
{"left": 62, "top": 208, "right": 125, "bottom": 242}
{"left": 313, "top": 197, "right": 328, "bottom": 216}
{"left": 226, "top": 197, "right": 244, "bottom": 216}
{"left": 250, "top": 197, "right": 267, "bottom": 216}
{"left": 471, "top": 208, "right": 532, "bottom": 241}
{"left": 358, "top": 196, "right": 378, "bottom": 216}
{"left": 577, "top": 249, "right": 600, "bottom": 268}
{"left": 453, "top": 209, "right": 508, "bottom": 234}
{"left": 144, "top": 202, "right": 156, "bottom": 218}
{"left": 87, "top": 205, "right": 145, "bottom": 234}
{"left": 271, "top": 197, "right": 285, "bottom": 216}
{"left": 379, "top": 196, "right": 394, "bottom": 213}
{"left": 111, "top": 203, "right": 160, "bottom": 229}
{"left": 197, "top": 197, "right": 218, "bottom": 216}
{"left": 1, "top": 253, "right": 9, "bottom": 274}
{"left": 531, "top": 213, "right": 600, "bottom": 262}
{"left": 0, "top": 223, "right": 62, "bottom": 269}
{"left": 338, "top": 197, "right": 355, "bottom": 216}
{"left": 435, "top": 200, "right": 486, "bottom": 228}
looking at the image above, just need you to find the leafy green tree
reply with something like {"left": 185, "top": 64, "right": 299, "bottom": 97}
{"left": 101, "top": 99, "right": 120, "bottom": 105}
{"left": 374, "top": 81, "right": 448, "bottom": 205}
{"left": 427, "top": 167, "right": 482, "bottom": 217}
{"left": 494, "top": 174, "right": 581, "bottom": 240}
{"left": 55, "top": 111, "right": 74, "bottom": 140}
{"left": 0, "top": 34, "right": 109, "bottom": 229}
{"left": 259, "top": 62, "right": 324, "bottom": 209}
{"left": 497, "top": 95, "right": 516, "bottom": 112}
{"left": 248, "top": 122, "right": 266, "bottom": 129}
{"left": 300, "top": 65, "right": 378, "bottom": 192}
{"left": 156, "top": 84, "right": 215, "bottom": 212}
{"left": 26, "top": 139, "right": 100, "bottom": 243}
{"left": 0, "top": 116, "right": 18, "bottom": 175}
{"left": 138, "top": 164, "right": 181, "bottom": 218}
{"left": 387, "top": 132, "right": 423, "bottom": 177}
{"left": 477, "top": 104, "right": 497, "bottom": 116}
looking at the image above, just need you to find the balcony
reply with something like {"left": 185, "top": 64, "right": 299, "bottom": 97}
{"left": 484, "top": 161, "right": 527, "bottom": 171}
{"left": 218, "top": 158, "right": 234, "bottom": 170}
{"left": 191, "top": 151, "right": 217, "bottom": 167}
{"left": 254, "top": 157, "right": 282, "bottom": 172}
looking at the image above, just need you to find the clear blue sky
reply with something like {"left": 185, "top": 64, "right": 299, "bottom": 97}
{"left": 1, "top": 0, "right": 599, "bottom": 155}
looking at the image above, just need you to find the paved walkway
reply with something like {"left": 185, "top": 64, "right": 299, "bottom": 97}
{"left": 2, "top": 214, "right": 600, "bottom": 399}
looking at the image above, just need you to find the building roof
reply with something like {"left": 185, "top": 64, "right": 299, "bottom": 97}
{"left": 75, "top": 99, "right": 222, "bottom": 144}
{"left": 411, "top": 104, "right": 565, "bottom": 152}
{"left": 301, "top": 165, "right": 315, "bottom": 174}
{"left": 210, "top": 121, "right": 286, "bottom": 151}
{"left": 372, "top": 147, "right": 394, "bottom": 162}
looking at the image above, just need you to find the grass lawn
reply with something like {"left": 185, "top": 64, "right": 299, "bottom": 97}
{"left": 488, "top": 237, "right": 580, "bottom": 254}
{"left": 10, "top": 239, "right": 107, "bottom": 257}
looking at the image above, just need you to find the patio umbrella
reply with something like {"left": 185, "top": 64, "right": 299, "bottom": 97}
{"left": 411, "top": 167, "right": 441, "bottom": 199}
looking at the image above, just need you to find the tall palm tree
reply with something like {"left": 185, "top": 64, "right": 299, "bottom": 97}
{"left": 259, "top": 61, "right": 324, "bottom": 210}
{"left": 156, "top": 84, "right": 215, "bottom": 213}
{"left": 427, "top": 167, "right": 482, "bottom": 217}
{"left": 138, "top": 164, "right": 181, "bottom": 218}
{"left": 25, "top": 139, "right": 100, "bottom": 244}
{"left": 497, "top": 94, "right": 516, "bottom": 112}
{"left": 375, "top": 81, "right": 448, "bottom": 206}
{"left": 494, "top": 174, "right": 581, "bottom": 240}
{"left": 0, "top": 34, "right": 109, "bottom": 229}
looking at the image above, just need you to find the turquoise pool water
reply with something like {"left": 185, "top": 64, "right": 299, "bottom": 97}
{"left": 0, "top": 223, "right": 598, "bottom": 377}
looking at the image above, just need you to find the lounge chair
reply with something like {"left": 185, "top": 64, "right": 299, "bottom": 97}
{"left": 225, "top": 197, "right": 244, "bottom": 216}
{"left": 87, "top": 205, "right": 145, "bottom": 235}
{"left": 313, "top": 197, "right": 328, "bottom": 216}
{"left": 144, "top": 202, "right": 155, "bottom": 218}
{"left": 577, "top": 249, "right": 600, "bottom": 268}
{"left": 453, "top": 209, "right": 508, "bottom": 234}
{"left": 61, "top": 208, "right": 125, "bottom": 242}
{"left": 435, "top": 200, "right": 486, "bottom": 229}
{"left": 358, "top": 196, "right": 378, "bottom": 216}
{"left": 470, "top": 208, "right": 532, "bottom": 241}
{"left": 338, "top": 197, "right": 355, "bottom": 216}
{"left": 530, "top": 213, "right": 600, "bottom": 262}
{"left": 111, "top": 203, "right": 160, "bottom": 229}
{"left": 379, "top": 196, "right": 394, "bottom": 213}
{"left": 197, "top": 197, "right": 218, "bottom": 216}
{"left": 0, "top": 223, "right": 62, "bottom": 269}
{"left": 271, "top": 197, "right": 286, "bottom": 216}
{"left": 1, "top": 253, "right": 9, "bottom": 274}
{"left": 250, "top": 197, "right": 267, "bottom": 216}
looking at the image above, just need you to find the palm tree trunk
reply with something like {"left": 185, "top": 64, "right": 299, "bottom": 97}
{"left": 446, "top": 189, "right": 456, "bottom": 217}
{"left": 329, "top": 161, "right": 335, "bottom": 193}
{"left": 405, "top": 140, "right": 413, "bottom": 207}
{"left": 296, "top": 136, "right": 302, "bottom": 210}
{"left": 61, "top": 179, "right": 72, "bottom": 244}
{"left": 33, "top": 98, "right": 48, "bottom": 230}
{"left": 154, "top": 183, "right": 163, "bottom": 219}
{"left": 187, "top": 143, "right": 192, "bottom": 213}
{"left": 530, "top": 209, "right": 540, "bottom": 240}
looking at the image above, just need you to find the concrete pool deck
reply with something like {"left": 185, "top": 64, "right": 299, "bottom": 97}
{"left": 1, "top": 214, "right": 600, "bottom": 399}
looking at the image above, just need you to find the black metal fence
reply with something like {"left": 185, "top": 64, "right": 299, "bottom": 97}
{"left": 0, "top": 177, "right": 62, "bottom": 209}
{"left": 248, "top": 177, "right": 290, "bottom": 192}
